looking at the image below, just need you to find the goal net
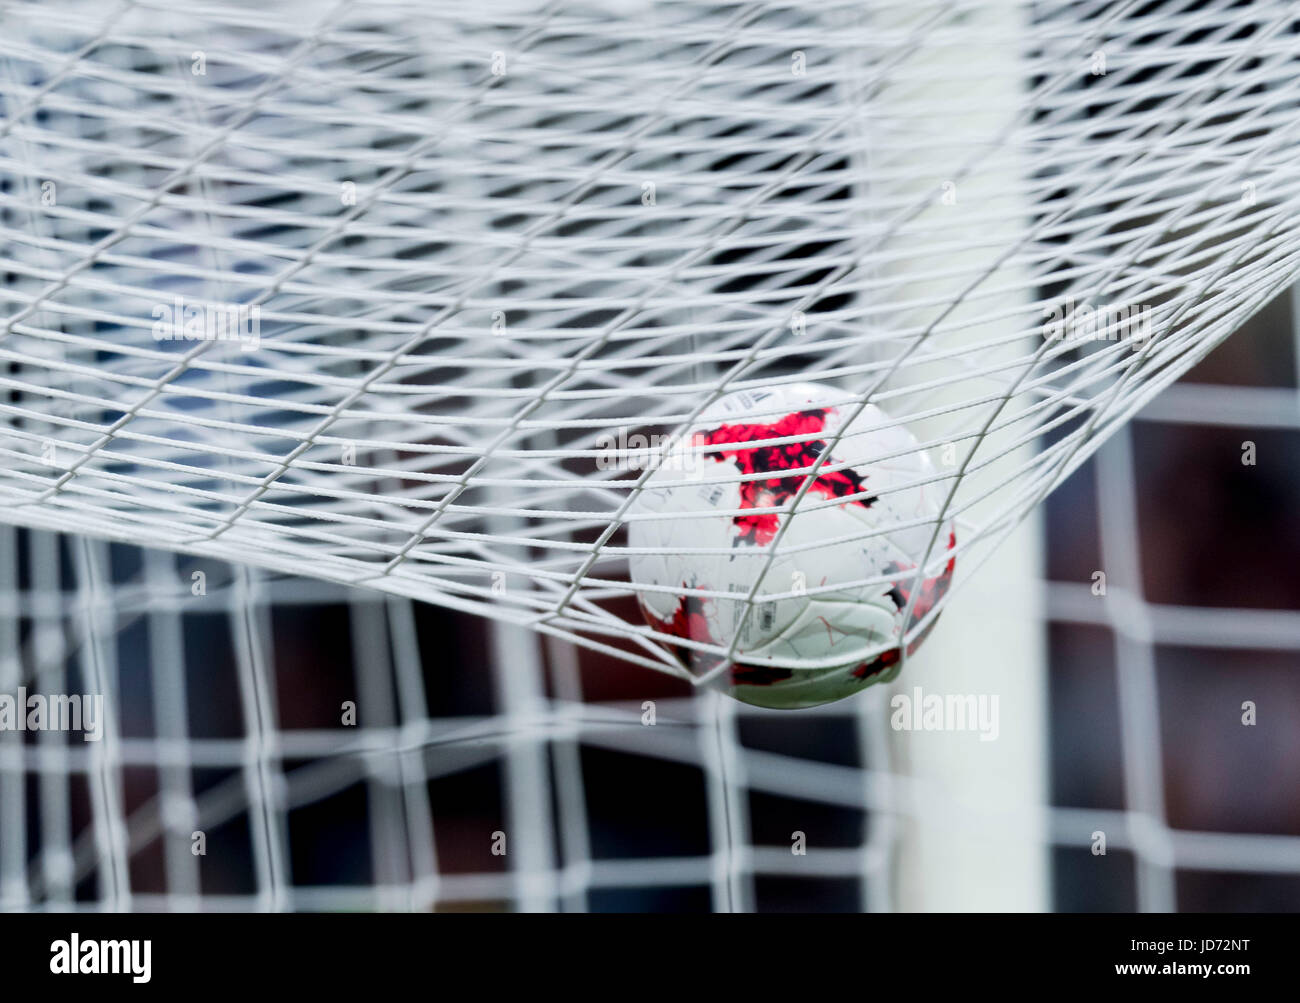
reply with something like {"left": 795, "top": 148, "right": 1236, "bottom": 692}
{"left": 0, "top": 0, "right": 1298, "bottom": 911}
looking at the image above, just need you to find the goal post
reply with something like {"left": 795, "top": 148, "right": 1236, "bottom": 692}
{"left": 868, "top": 0, "right": 1048, "bottom": 912}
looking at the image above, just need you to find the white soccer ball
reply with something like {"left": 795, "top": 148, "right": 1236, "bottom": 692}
{"left": 626, "top": 382, "right": 956, "bottom": 709}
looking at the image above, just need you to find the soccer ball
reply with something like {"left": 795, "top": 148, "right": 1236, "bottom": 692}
{"left": 626, "top": 382, "right": 956, "bottom": 709}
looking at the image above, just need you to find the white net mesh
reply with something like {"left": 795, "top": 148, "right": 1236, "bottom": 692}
{"left": 2, "top": 0, "right": 1300, "bottom": 913}
{"left": 2, "top": 0, "right": 1299, "bottom": 682}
